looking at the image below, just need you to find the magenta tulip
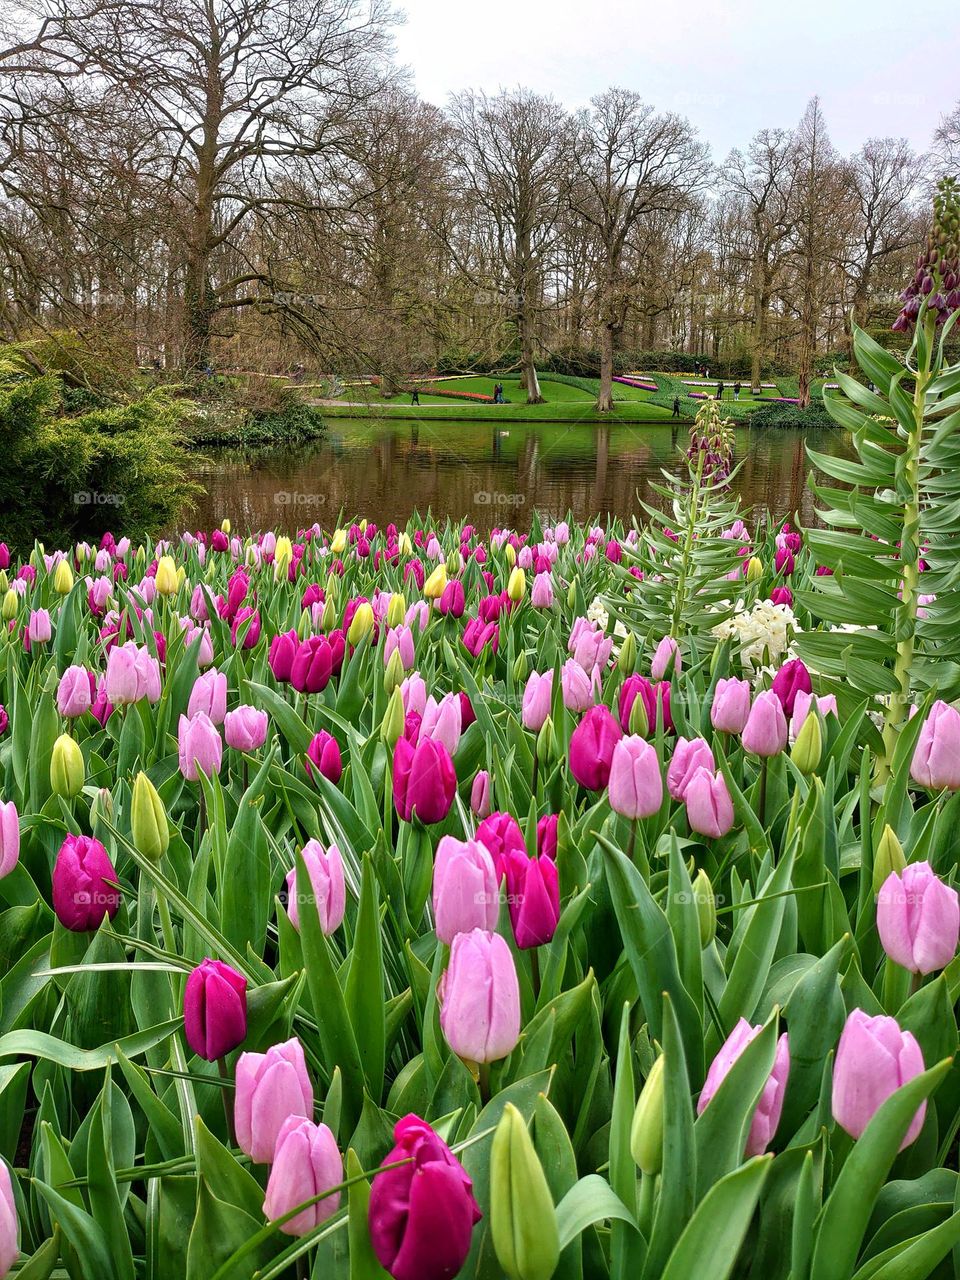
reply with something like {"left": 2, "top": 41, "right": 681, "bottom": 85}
{"left": 475, "top": 810, "right": 525, "bottom": 875}
{"left": 439, "top": 929, "right": 521, "bottom": 1063}
{"left": 608, "top": 736, "right": 663, "bottom": 818}
{"left": 268, "top": 629, "right": 299, "bottom": 682}
{"left": 537, "top": 813, "right": 558, "bottom": 860}
{"left": 741, "top": 691, "right": 788, "bottom": 757}
{"left": 502, "top": 849, "right": 560, "bottom": 949}
{"left": 667, "top": 737, "right": 716, "bottom": 801}
{"left": 832, "top": 1009, "right": 926, "bottom": 1148}
{"left": 698, "top": 1019, "right": 790, "bottom": 1156}
{"left": 618, "top": 673, "right": 673, "bottom": 734}
{"left": 684, "top": 767, "right": 735, "bottom": 838}
{"left": 183, "top": 958, "right": 248, "bottom": 1061}
{"left": 368, "top": 1114, "right": 481, "bottom": 1280}
{"left": 711, "top": 677, "right": 752, "bottom": 734}
{"left": 305, "top": 730, "right": 343, "bottom": 785}
{"left": 911, "top": 700, "right": 960, "bottom": 791}
{"left": 432, "top": 836, "right": 499, "bottom": 943}
{"left": 235, "top": 1036, "right": 314, "bottom": 1164}
{"left": 178, "top": 712, "right": 222, "bottom": 781}
{"left": 284, "top": 841, "right": 346, "bottom": 934}
{"left": 290, "top": 636, "right": 333, "bottom": 694}
{"left": 393, "top": 736, "right": 456, "bottom": 824}
{"left": 263, "top": 1117, "right": 342, "bottom": 1235}
{"left": 52, "top": 834, "right": 120, "bottom": 931}
{"left": 877, "top": 861, "right": 959, "bottom": 974}
{"left": 770, "top": 659, "right": 811, "bottom": 718}
{"left": 569, "top": 704, "right": 623, "bottom": 790}
{"left": 0, "top": 1160, "right": 17, "bottom": 1277}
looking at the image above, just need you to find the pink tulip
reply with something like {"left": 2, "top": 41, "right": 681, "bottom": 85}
{"left": 667, "top": 737, "right": 716, "bottom": 801}
{"left": 684, "top": 767, "right": 735, "bottom": 838}
{"left": 385, "top": 625, "right": 416, "bottom": 670}
{"left": 561, "top": 659, "right": 598, "bottom": 712}
{"left": 439, "top": 929, "right": 521, "bottom": 1063}
{"left": 28, "top": 609, "right": 51, "bottom": 644}
{"left": 263, "top": 1117, "right": 342, "bottom": 1235}
{"left": 791, "top": 690, "right": 838, "bottom": 732}
{"left": 569, "top": 704, "right": 623, "bottom": 790}
{"left": 877, "top": 861, "right": 959, "bottom": 974}
{"left": 698, "top": 1019, "right": 790, "bottom": 1156}
{"left": 187, "top": 669, "right": 227, "bottom": 724}
{"left": 235, "top": 1037, "right": 314, "bottom": 1164}
{"left": 224, "top": 706, "right": 268, "bottom": 752}
{"left": 419, "top": 693, "right": 463, "bottom": 757}
{"left": 650, "top": 635, "right": 681, "bottom": 681}
{"left": 742, "top": 691, "right": 788, "bottom": 757}
{"left": 52, "top": 834, "right": 120, "bottom": 931}
{"left": 177, "top": 712, "right": 222, "bottom": 781}
{"left": 285, "top": 841, "right": 346, "bottom": 934}
{"left": 0, "top": 1158, "right": 15, "bottom": 1275}
{"left": 911, "top": 700, "right": 960, "bottom": 791}
{"left": 609, "top": 735, "right": 663, "bottom": 819}
{"left": 400, "top": 673, "right": 428, "bottom": 716}
{"left": 531, "top": 572, "right": 554, "bottom": 607}
{"left": 522, "top": 670, "right": 553, "bottom": 732}
{"left": 711, "top": 677, "right": 751, "bottom": 734}
{"left": 0, "top": 802, "right": 19, "bottom": 879}
{"left": 432, "top": 836, "right": 499, "bottom": 943}
{"left": 470, "top": 770, "right": 492, "bottom": 819}
{"left": 57, "top": 666, "right": 92, "bottom": 718}
{"left": 832, "top": 1009, "right": 925, "bottom": 1148}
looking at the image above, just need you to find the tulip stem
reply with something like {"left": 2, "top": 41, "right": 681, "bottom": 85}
{"left": 626, "top": 819, "right": 636, "bottom": 864}
{"left": 478, "top": 1062, "right": 491, "bottom": 1104}
{"left": 217, "top": 1056, "right": 236, "bottom": 1145}
{"left": 530, "top": 948, "right": 541, "bottom": 1002}
{"left": 531, "top": 752, "right": 539, "bottom": 800}
{"left": 638, "top": 1171, "right": 656, "bottom": 1238}
{"left": 758, "top": 757, "right": 768, "bottom": 828}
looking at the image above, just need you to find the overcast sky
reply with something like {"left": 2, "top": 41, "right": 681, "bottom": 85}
{"left": 393, "top": 0, "right": 956, "bottom": 160}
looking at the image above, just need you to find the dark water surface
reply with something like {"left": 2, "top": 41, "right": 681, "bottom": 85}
{"left": 184, "top": 419, "right": 852, "bottom": 531}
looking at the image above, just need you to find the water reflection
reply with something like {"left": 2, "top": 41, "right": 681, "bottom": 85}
{"left": 184, "top": 419, "right": 850, "bottom": 532}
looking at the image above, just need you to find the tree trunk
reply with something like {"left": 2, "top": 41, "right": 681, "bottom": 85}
{"left": 518, "top": 312, "right": 544, "bottom": 404}
{"left": 596, "top": 323, "right": 615, "bottom": 412}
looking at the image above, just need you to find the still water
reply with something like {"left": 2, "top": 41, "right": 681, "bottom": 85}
{"left": 185, "top": 419, "right": 851, "bottom": 531}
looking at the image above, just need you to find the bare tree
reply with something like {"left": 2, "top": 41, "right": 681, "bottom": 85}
{"left": 570, "top": 88, "right": 708, "bottom": 411}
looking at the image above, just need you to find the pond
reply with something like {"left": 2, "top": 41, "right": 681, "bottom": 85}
{"left": 184, "top": 418, "right": 853, "bottom": 531}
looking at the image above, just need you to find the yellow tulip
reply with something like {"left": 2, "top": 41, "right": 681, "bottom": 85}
{"left": 423, "top": 564, "right": 448, "bottom": 600}
{"left": 53, "top": 559, "right": 74, "bottom": 595}
{"left": 154, "top": 555, "right": 179, "bottom": 597}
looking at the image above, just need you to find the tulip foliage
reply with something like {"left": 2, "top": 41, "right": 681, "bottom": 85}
{"left": 1, "top": 464, "right": 960, "bottom": 1280}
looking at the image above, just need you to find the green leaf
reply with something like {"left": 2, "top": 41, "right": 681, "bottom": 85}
{"left": 658, "top": 1157, "right": 772, "bottom": 1280}
{"left": 556, "top": 1175, "right": 637, "bottom": 1250}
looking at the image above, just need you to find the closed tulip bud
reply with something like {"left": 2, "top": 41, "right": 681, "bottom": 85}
{"left": 522, "top": 670, "right": 553, "bottom": 732}
{"left": 791, "top": 711, "right": 822, "bottom": 774}
{"left": 224, "top": 706, "right": 268, "bottom": 752}
{"left": 393, "top": 736, "right": 457, "bottom": 824}
{"left": 52, "top": 834, "right": 120, "bottom": 931}
{"left": 178, "top": 712, "right": 222, "bottom": 781}
{"left": 397, "top": 531, "right": 413, "bottom": 556}
{"left": 693, "top": 868, "right": 716, "bottom": 945}
{"left": 832, "top": 1009, "right": 925, "bottom": 1148}
{"left": 57, "top": 665, "right": 93, "bottom": 718}
{"left": 630, "top": 1054, "right": 666, "bottom": 1175}
{"left": 567, "top": 577, "right": 578, "bottom": 607}
{"left": 439, "top": 929, "right": 521, "bottom": 1063}
{"left": 0, "top": 1159, "right": 18, "bottom": 1276}
{"left": 513, "top": 649, "right": 528, "bottom": 683}
{"left": 346, "top": 601, "right": 374, "bottom": 644}
{"left": 503, "top": 849, "right": 560, "bottom": 949}
{"left": 615, "top": 629, "right": 637, "bottom": 676}
{"left": 423, "top": 563, "right": 447, "bottom": 600}
{"left": 384, "top": 647, "right": 405, "bottom": 694}
{"left": 386, "top": 592, "right": 407, "bottom": 627}
{"left": 1, "top": 589, "right": 16, "bottom": 622}
{"left": 569, "top": 704, "right": 623, "bottom": 790}
{"left": 446, "top": 548, "right": 462, "bottom": 576}
{"left": 711, "top": 677, "right": 752, "bottom": 734}
{"left": 220, "top": 518, "right": 231, "bottom": 534}
{"left": 911, "top": 700, "right": 960, "bottom": 790}
{"left": 470, "top": 769, "right": 492, "bottom": 818}
{"left": 506, "top": 566, "right": 526, "bottom": 601}
{"left": 0, "top": 570, "right": 6, "bottom": 594}
{"left": 491, "top": 1104, "right": 559, "bottom": 1280}
{"left": 155, "top": 554, "right": 179, "bottom": 596}
{"left": 263, "top": 1117, "right": 343, "bottom": 1236}
{"left": 274, "top": 536, "right": 293, "bottom": 578}
{"left": 187, "top": 669, "right": 227, "bottom": 724}
{"left": 771, "top": 659, "right": 812, "bottom": 719}
{"left": 286, "top": 841, "right": 346, "bottom": 933}
{"left": 432, "top": 836, "right": 499, "bottom": 943}
{"left": 369, "top": 1114, "right": 481, "bottom": 1280}
{"left": 51, "top": 733, "right": 84, "bottom": 798}
{"left": 698, "top": 1020, "right": 790, "bottom": 1156}
{"left": 650, "top": 635, "right": 681, "bottom": 681}
{"left": 53, "top": 558, "right": 74, "bottom": 595}
{"left": 183, "top": 958, "right": 247, "bottom": 1060}
{"left": 608, "top": 735, "right": 663, "bottom": 819}
{"left": 330, "top": 528, "right": 347, "bottom": 554}
{"left": 629, "top": 688, "right": 650, "bottom": 737}
{"left": 0, "top": 801, "right": 20, "bottom": 879}
{"left": 89, "top": 787, "right": 114, "bottom": 829}
{"left": 320, "top": 597, "right": 337, "bottom": 632}
{"left": 504, "top": 541, "right": 517, "bottom": 568}
{"left": 305, "top": 731, "right": 342, "bottom": 784}
{"left": 131, "top": 771, "right": 169, "bottom": 863}
{"left": 746, "top": 556, "right": 764, "bottom": 581}
{"left": 873, "top": 825, "right": 906, "bottom": 896}
{"left": 536, "top": 715, "right": 557, "bottom": 768}
{"left": 296, "top": 607, "right": 312, "bottom": 641}
{"left": 381, "top": 687, "right": 406, "bottom": 747}
{"left": 876, "top": 860, "right": 959, "bottom": 974}
{"left": 325, "top": 570, "right": 340, "bottom": 601}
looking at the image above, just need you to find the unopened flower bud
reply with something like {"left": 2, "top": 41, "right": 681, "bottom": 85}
{"left": 873, "top": 824, "right": 907, "bottom": 896}
{"left": 491, "top": 1103, "right": 559, "bottom": 1280}
{"left": 630, "top": 1054, "right": 666, "bottom": 1175}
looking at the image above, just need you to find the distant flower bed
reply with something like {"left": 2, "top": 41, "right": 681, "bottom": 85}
{"left": 410, "top": 387, "right": 499, "bottom": 403}
{"left": 613, "top": 376, "right": 658, "bottom": 392}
